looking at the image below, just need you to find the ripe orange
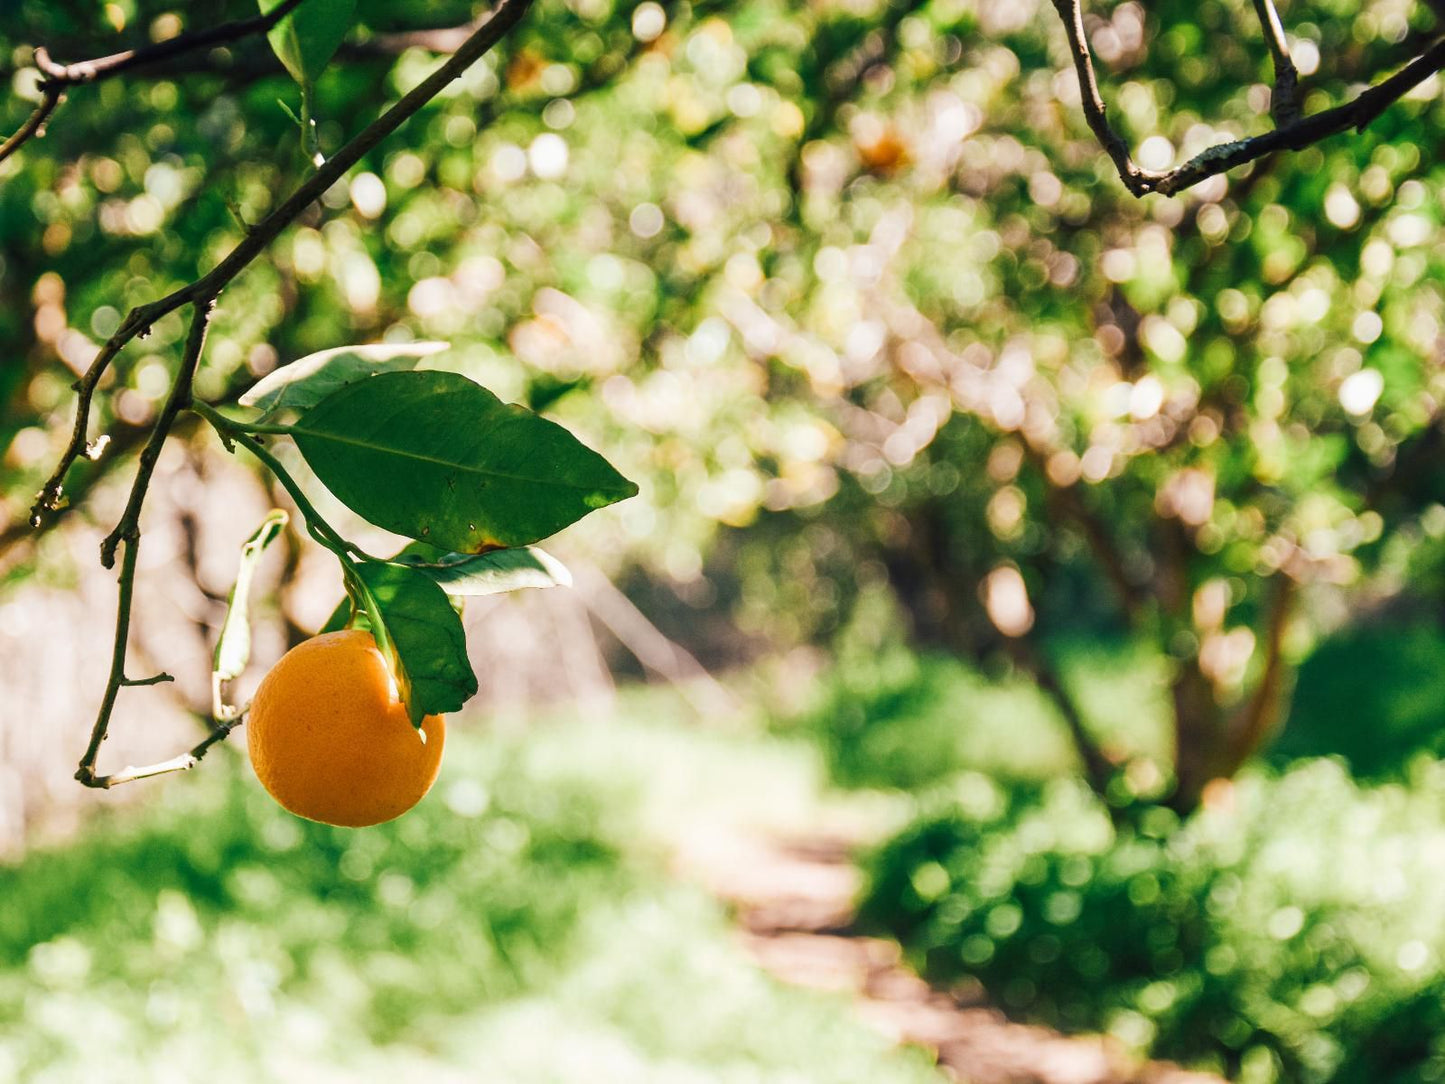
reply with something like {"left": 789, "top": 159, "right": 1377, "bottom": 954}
{"left": 247, "top": 629, "right": 445, "bottom": 827}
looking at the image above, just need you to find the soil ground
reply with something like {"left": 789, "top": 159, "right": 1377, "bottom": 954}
{"left": 677, "top": 822, "right": 1226, "bottom": 1084}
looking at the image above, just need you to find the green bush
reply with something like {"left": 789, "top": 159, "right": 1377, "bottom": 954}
{"left": 789, "top": 644, "right": 1169, "bottom": 792}
{"left": 1272, "top": 625, "right": 1445, "bottom": 780}
{"left": 858, "top": 759, "right": 1445, "bottom": 1082}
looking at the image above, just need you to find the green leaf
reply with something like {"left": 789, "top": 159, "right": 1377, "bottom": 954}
{"left": 288, "top": 370, "right": 638, "bottom": 551}
{"left": 398, "top": 544, "right": 573, "bottom": 596}
{"left": 318, "top": 543, "right": 568, "bottom": 642}
{"left": 348, "top": 560, "right": 477, "bottom": 724}
{"left": 239, "top": 341, "right": 448, "bottom": 417}
{"left": 260, "top": 0, "right": 357, "bottom": 87}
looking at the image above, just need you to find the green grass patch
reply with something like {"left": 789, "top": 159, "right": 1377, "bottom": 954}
{"left": 0, "top": 705, "right": 941, "bottom": 1084}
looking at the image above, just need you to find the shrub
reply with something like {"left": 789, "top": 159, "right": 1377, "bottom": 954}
{"left": 1272, "top": 626, "right": 1445, "bottom": 780}
{"left": 790, "top": 645, "right": 1169, "bottom": 792}
{"left": 858, "top": 759, "right": 1445, "bottom": 1082}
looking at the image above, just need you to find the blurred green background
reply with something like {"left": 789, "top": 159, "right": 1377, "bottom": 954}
{"left": 5, "top": 0, "right": 1445, "bottom": 1079}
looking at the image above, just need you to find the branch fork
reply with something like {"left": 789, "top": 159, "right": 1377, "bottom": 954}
{"left": 1052, "top": 0, "right": 1445, "bottom": 195}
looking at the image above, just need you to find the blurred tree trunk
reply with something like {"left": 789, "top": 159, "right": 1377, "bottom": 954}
{"left": 880, "top": 496, "right": 1297, "bottom": 816}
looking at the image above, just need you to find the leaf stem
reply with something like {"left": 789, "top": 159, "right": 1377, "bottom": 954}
{"left": 192, "top": 402, "right": 355, "bottom": 559}
{"left": 192, "top": 402, "right": 391, "bottom": 656}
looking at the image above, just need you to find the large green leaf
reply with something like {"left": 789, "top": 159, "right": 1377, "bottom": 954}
{"left": 289, "top": 370, "right": 638, "bottom": 551}
{"left": 345, "top": 560, "right": 477, "bottom": 723}
{"left": 239, "top": 341, "right": 448, "bottom": 417}
{"left": 260, "top": 0, "right": 357, "bottom": 87}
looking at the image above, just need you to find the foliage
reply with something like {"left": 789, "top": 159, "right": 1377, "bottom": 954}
{"left": 285, "top": 368, "right": 636, "bottom": 553}
{"left": 787, "top": 642, "right": 1171, "bottom": 791}
{"left": 8, "top": 0, "right": 1445, "bottom": 797}
{"left": 1271, "top": 623, "right": 1445, "bottom": 780}
{"left": 859, "top": 758, "right": 1445, "bottom": 1082}
{"left": 0, "top": 735, "right": 630, "bottom": 1078}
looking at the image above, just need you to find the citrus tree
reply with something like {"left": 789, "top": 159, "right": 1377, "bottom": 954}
{"left": 6, "top": 0, "right": 1445, "bottom": 816}
{"left": 5, "top": 0, "right": 636, "bottom": 815}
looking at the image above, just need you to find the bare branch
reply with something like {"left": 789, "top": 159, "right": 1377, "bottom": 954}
{"left": 33, "top": 0, "right": 308, "bottom": 88}
{"left": 2, "top": 0, "right": 309, "bottom": 166}
{"left": 74, "top": 303, "right": 211, "bottom": 786}
{"left": 1049, "top": 0, "right": 1153, "bottom": 192}
{"left": 1251, "top": 0, "right": 1302, "bottom": 125}
{"left": 99, "top": 302, "right": 214, "bottom": 567}
{"left": 0, "top": 86, "right": 62, "bottom": 167}
{"left": 1051, "top": 0, "right": 1445, "bottom": 196}
{"left": 119, "top": 672, "right": 175, "bottom": 687}
{"left": 79, "top": 713, "right": 247, "bottom": 789}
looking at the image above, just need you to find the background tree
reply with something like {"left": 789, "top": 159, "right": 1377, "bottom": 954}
{"left": 5, "top": 0, "right": 1445, "bottom": 809}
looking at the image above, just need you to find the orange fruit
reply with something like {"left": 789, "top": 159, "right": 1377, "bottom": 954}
{"left": 247, "top": 629, "right": 445, "bottom": 827}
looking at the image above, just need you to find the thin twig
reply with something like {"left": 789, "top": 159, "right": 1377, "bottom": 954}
{"left": 74, "top": 531, "right": 140, "bottom": 785}
{"left": 33, "top": 0, "right": 309, "bottom": 87}
{"left": 99, "top": 302, "right": 214, "bottom": 566}
{"left": 1051, "top": 0, "right": 1445, "bottom": 196}
{"left": 119, "top": 672, "right": 175, "bottom": 687}
{"left": 2, "top": 0, "right": 310, "bottom": 168}
{"left": 66, "top": 0, "right": 537, "bottom": 787}
{"left": 0, "top": 86, "right": 62, "bottom": 166}
{"left": 32, "top": 0, "right": 537, "bottom": 528}
{"left": 1251, "top": 0, "right": 1302, "bottom": 125}
{"left": 1049, "top": 0, "right": 1153, "bottom": 191}
{"left": 75, "top": 303, "right": 211, "bottom": 785}
{"left": 80, "top": 712, "right": 248, "bottom": 789}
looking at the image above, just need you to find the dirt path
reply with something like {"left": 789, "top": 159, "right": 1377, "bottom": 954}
{"left": 676, "top": 825, "right": 1225, "bottom": 1084}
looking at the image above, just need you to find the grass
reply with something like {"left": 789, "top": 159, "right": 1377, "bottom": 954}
{"left": 0, "top": 693, "right": 942, "bottom": 1084}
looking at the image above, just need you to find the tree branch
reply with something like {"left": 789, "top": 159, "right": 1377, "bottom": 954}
{"left": 59, "top": 0, "right": 537, "bottom": 787}
{"left": 32, "top": 0, "right": 536, "bottom": 529}
{"left": 32, "top": 0, "right": 309, "bottom": 88}
{"left": 1051, "top": 0, "right": 1445, "bottom": 196}
{"left": 1251, "top": 0, "right": 1302, "bottom": 125}
{"left": 1224, "top": 573, "right": 1295, "bottom": 772}
{"left": 1, "top": 0, "right": 309, "bottom": 166}
{"left": 0, "top": 86, "right": 62, "bottom": 166}
{"left": 78, "top": 712, "right": 247, "bottom": 789}
{"left": 74, "top": 302, "right": 211, "bottom": 786}
{"left": 98, "top": 302, "right": 213, "bottom": 567}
